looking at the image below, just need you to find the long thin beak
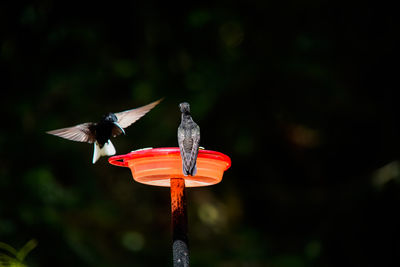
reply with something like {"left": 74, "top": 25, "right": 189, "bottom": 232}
{"left": 113, "top": 122, "right": 126, "bottom": 135}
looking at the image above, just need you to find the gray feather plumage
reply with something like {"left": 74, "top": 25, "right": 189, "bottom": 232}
{"left": 178, "top": 102, "right": 200, "bottom": 176}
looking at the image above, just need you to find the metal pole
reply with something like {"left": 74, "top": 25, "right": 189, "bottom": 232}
{"left": 170, "top": 178, "right": 189, "bottom": 267}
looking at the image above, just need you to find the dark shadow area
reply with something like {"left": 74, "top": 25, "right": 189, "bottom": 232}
{"left": 0, "top": 1, "right": 398, "bottom": 266}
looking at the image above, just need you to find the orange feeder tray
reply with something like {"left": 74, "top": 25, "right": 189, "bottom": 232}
{"left": 108, "top": 147, "right": 231, "bottom": 187}
{"left": 108, "top": 147, "right": 231, "bottom": 266}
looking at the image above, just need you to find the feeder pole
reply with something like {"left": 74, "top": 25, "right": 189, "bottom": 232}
{"left": 109, "top": 148, "right": 231, "bottom": 266}
{"left": 170, "top": 178, "right": 189, "bottom": 267}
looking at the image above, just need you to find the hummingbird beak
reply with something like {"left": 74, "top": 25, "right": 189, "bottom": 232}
{"left": 113, "top": 122, "right": 126, "bottom": 135}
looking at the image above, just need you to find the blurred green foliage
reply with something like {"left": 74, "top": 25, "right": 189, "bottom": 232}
{"left": 0, "top": 239, "right": 37, "bottom": 267}
{"left": 0, "top": 1, "right": 399, "bottom": 266}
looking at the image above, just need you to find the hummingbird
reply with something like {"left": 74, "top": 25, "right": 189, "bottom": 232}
{"left": 47, "top": 99, "right": 162, "bottom": 163}
{"left": 177, "top": 102, "right": 200, "bottom": 176}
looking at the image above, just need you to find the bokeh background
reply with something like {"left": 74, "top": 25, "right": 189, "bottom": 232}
{"left": 1, "top": 1, "right": 398, "bottom": 266}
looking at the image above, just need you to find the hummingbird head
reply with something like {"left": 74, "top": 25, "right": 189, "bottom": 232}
{"left": 179, "top": 102, "right": 190, "bottom": 113}
{"left": 103, "top": 112, "right": 118, "bottom": 122}
{"left": 102, "top": 112, "right": 125, "bottom": 135}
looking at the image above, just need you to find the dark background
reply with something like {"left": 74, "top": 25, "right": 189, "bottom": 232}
{"left": 1, "top": 1, "right": 399, "bottom": 266}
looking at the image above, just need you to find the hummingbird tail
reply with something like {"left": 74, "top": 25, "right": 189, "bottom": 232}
{"left": 92, "top": 140, "right": 116, "bottom": 164}
{"left": 182, "top": 164, "right": 197, "bottom": 176}
{"left": 191, "top": 164, "right": 197, "bottom": 176}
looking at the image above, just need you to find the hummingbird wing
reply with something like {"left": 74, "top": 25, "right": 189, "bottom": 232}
{"left": 114, "top": 98, "right": 163, "bottom": 129}
{"left": 178, "top": 122, "right": 200, "bottom": 176}
{"left": 177, "top": 125, "right": 188, "bottom": 174}
{"left": 47, "top": 123, "right": 96, "bottom": 143}
{"left": 188, "top": 124, "right": 200, "bottom": 175}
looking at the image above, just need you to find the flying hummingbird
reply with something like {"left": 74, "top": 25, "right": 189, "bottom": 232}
{"left": 177, "top": 102, "right": 200, "bottom": 176}
{"left": 47, "top": 99, "right": 162, "bottom": 163}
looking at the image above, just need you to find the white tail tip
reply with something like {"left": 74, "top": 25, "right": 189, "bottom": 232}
{"left": 92, "top": 140, "right": 116, "bottom": 164}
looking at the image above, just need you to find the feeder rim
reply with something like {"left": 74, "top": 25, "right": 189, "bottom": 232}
{"left": 108, "top": 147, "right": 231, "bottom": 169}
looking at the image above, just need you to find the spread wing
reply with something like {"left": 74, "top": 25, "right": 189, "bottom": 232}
{"left": 115, "top": 98, "right": 163, "bottom": 129}
{"left": 47, "top": 122, "right": 95, "bottom": 143}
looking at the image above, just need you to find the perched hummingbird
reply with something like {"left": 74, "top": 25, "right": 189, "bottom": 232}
{"left": 47, "top": 99, "right": 162, "bottom": 163}
{"left": 177, "top": 102, "right": 200, "bottom": 176}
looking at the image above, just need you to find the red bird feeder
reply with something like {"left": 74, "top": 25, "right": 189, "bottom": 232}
{"left": 109, "top": 147, "right": 231, "bottom": 266}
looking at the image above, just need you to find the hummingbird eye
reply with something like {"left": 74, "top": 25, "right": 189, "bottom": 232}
{"left": 102, "top": 112, "right": 117, "bottom": 122}
{"left": 110, "top": 113, "right": 118, "bottom": 121}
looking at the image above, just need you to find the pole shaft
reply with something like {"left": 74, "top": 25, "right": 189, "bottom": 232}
{"left": 170, "top": 178, "right": 189, "bottom": 267}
